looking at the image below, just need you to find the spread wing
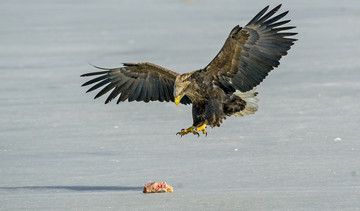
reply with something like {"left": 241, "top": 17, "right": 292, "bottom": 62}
{"left": 202, "top": 4, "right": 297, "bottom": 93}
{"left": 81, "top": 62, "right": 191, "bottom": 104}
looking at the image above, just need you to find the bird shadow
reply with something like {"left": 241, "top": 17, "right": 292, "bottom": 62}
{"left": 0, "top": 185, "right": 143, "bottom": 192}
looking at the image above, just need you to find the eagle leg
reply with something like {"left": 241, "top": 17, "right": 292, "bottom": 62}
{"left": 196, "top": 123, "right": 207, "bottom": 136}
{"left": 176, "top": 126, "right": 199, "bottom": 137}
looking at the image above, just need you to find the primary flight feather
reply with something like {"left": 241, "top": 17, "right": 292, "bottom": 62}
{"left": 81, "top": 4, "right": 297, "bottom": 136}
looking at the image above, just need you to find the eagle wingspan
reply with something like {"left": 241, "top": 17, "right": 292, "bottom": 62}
{"left": 202, "top": 4, "right": 297, "bottom": 92}
{"left": 81, "top": 62, "right": 191, "bottom": 104}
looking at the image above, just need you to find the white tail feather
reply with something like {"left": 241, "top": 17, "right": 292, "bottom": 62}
{"left": 233, "top": 88, "right": 259, "bottom": 117}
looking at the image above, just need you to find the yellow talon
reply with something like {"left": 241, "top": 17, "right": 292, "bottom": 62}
{"left": 176, "top": 126, "right": 199, "bottom": 137}
{"left": 196, "top": 123, "right": 207, "bottom": 136}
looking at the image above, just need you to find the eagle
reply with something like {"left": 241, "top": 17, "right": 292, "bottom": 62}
{"left": 81, "top": 4, "right": 297, "bottom": 136}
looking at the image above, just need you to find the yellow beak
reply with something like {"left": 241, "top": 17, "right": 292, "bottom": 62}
{"left": 174, "top": 95, "right": 184, "bottom": 105}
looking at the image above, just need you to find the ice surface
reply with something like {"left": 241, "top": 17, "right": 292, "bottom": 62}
{"left": 1, "top": 0, "right": 360, "bottom": 210}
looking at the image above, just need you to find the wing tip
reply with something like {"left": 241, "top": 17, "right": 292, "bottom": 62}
{"left": 81, "top": 70, "right": 109, "bottom": 77}
{"left": 81, "top": 72, "right": 96, "bottom": 77}
{"left": 247, "top": 4, "right": 287, "bottom": 26}
{"left": 247, "top": 5, "right": 269, "bottom": 25}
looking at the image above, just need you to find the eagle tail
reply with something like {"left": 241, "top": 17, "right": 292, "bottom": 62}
{"left": 233, "top": 89, "right": 259, "bottom": 117}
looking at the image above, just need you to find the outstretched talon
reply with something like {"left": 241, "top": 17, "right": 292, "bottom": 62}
{"left": 176, "top": 126, "right": 199, "bottom": 137}
{"left": 196, "top": 123, "right": 207, "bottom": 136}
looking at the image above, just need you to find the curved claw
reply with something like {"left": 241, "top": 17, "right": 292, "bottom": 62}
{"left": 176, "top": 126, "right": 198, "bottom": 137}
{"left": 176, "top": 129, "right": 185, "bottom": 136}
{"left": 193, "top": 131, "right": 199, "bottom": 137}
{"left": 176, "top": 124, "right": 208, "bottom": 137}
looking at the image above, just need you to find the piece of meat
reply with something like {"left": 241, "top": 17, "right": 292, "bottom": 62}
{"left": 143, "top": 182, "right": 173, "bottom": 193}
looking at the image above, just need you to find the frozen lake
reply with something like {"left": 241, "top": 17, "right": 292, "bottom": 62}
{"left": 1, "top": 0, "right": 360, "bottom": 210}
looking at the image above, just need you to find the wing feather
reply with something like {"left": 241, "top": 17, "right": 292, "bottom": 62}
{"left": 256, "top": 4, "right": 281, "bottom": 24}
{"left": 247, "top": 5, "right": 269, "bottom": 25}
{"left": 95, "top": 83, "right": 116, "bottom": 99}
{"left": 144, "top": 78, "right": 152, "bottom": 102}
{"left": 81, "top": 75, "right": 107, "bottom": 86}
{"left": 86, "top": 79, "right": 111, "bottom": 93}
{"left": 267, "top": 20, "right": 291, "bottom": 28}
{"left": 118, "top": 80, "right": 134, "bottom": 103}
{"left": 150, "top": 76, "right": 159, "bottom": 101}
{"left": 138, "top": 80, "right": 148, "bottom": 102}
{"left": 105, "top": 87, "right": 121, "bottom": 104}
{"left": 160, "top": 78, "right": 170, "bottom": 102}
{"left": 203, "top": 4, "right": 297, "bottom": 92}
{"left": 158, "top": 79, "right": 165, "bottom": 102}
{"left": 262, "top": 11, "right": 289, "bottom": 26}
{"left": 128, "top": 80, "right": 141, "bottom": 102}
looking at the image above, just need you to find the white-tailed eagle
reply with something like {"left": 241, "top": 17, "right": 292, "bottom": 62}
{"left": 81, "top": 4, "right": 297, "bottom": 136}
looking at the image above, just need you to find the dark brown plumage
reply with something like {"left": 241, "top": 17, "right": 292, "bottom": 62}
{"left": 81, "top": 4, "right": 297, "bottom": 136}
{"left": 81, "top": 63, "right": 191, "bottom": 104}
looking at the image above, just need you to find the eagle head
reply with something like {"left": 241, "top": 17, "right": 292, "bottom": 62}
{"left": 174, "top": 74, "right": 192, "bottom": 105}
